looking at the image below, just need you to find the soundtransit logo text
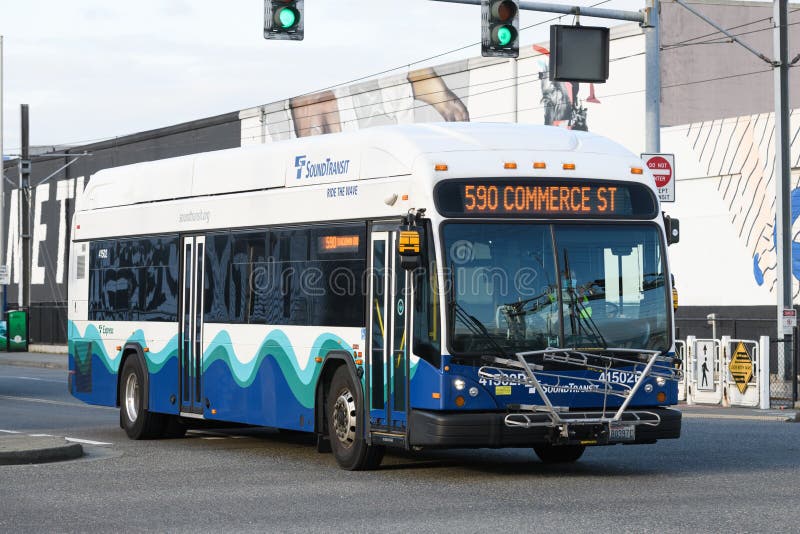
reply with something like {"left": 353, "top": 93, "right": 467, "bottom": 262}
{"left": 294, "top": 155, "right": 351, "bottom": 180}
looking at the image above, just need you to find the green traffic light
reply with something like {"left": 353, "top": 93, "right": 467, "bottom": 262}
{"left": 496, "top": 26, "right": 513, "bottom": 46}
{"left": 275, "top": 7, "right": 299, "bottom": 29}
{"left": 492, "top": 24, "right": 516, "bottom": 47}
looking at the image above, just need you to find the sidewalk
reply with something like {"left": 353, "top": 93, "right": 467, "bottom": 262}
{"left": 0, "top": 351, "right": 67, "bottom": 370}
{"left": 678, "top": 402, "right": 798, "bottom": 422}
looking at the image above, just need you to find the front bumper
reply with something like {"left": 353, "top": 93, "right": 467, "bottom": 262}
{"left": 408, "top": 407, "right": 681, "bottom": 448}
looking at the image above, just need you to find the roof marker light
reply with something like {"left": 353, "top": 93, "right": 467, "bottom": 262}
{"left": 631, "top": 167, "right": 644, "bottom": 175}
{"left": 434, "top": 164, "right": 448, "bottom": 171}
{"left": 562, "top": 163, "right": 576, "bottom": 170}
{"left": 533, "top": 162, "right": 547, "bottom": 169}
{"left": 504, "top": 162, "right": 517, "bottom": 170}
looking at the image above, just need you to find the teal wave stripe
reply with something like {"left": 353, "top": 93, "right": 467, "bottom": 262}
{"left": 203, "top": 329, "right": 351, "bottom": 408}
{"left": 67, "top": 321, "right": 178, "bottom": 375}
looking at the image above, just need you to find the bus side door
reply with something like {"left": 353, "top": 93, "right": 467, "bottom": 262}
{"left": 367, "top": 228, "right": 409, "bottom": 435}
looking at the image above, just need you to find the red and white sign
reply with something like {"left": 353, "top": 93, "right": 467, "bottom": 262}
{"left": 641, "top": 153, "right": 675, "bottom": 202}
{"left": 782, "top": 308, "right": 796, "bottom": 333}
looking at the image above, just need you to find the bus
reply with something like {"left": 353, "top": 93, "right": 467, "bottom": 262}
{"left": 68, "top": 122, "right": 682, "bottom": 470}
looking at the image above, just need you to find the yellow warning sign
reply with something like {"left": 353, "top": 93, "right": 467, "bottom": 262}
{"left": 729, "top": 342, "right": 753, "bottom": 394}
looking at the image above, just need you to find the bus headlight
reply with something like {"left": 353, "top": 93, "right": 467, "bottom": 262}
{"left": 656, "top": 376, "right": 666, "bottom": 386}
{"left": 454, "top": 378, "right": 466, "bottom": 391}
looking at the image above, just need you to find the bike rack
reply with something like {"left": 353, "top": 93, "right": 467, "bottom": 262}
{"left": 478, "top": 348, "right": 682, "bottom": 442}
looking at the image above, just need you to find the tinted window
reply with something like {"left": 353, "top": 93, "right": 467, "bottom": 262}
{"left": 88, "top": 236, "right": 179, "bottom": 322}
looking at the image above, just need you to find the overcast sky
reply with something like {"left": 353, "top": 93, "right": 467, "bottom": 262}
{"left": 0, "top": 0, "right": 642, "bottom": 154}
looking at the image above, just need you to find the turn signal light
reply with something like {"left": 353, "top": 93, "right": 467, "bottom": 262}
{"left": 454, "top": 396, "right": 466, "bottom": 407}
{"left": 657, "top": 392, "right": 667, "bottom": 403}
{"left": 314, "top": 357, "right": 323, "bottom": 363}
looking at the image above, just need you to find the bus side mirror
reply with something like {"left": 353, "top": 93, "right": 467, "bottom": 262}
{"left": 664, "top": 214, "right": 680, "bottom": 245}
{"left": 398, "top": 229, "right": 422, "bottom": 270}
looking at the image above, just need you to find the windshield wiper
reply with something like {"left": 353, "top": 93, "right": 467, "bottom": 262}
{"left": 562, "top": 251, "right": 608, "bottom": 349}
{"left": 453, "top": 302, "right": 509, "bottom": 358}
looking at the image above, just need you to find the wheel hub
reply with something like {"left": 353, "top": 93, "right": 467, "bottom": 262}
{"left": 125, "top": 372, "right": 139, "bottom": 423}
{"left": 332, "top": 389, "right": 356, "bottom": 447}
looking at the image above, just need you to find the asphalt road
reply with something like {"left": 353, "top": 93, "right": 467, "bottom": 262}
{"left": 1, "top": 364, "right": 799, "bottom": 533}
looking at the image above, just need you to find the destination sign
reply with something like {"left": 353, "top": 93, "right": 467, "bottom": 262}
{"left": 435, "top": 180, "right": 657, "bottom": 218}
{"left": 318, "top": 235, "right": 360, "bottom": 253}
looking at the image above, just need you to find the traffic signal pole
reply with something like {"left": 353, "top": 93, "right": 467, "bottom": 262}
{"left": 430, "top": 0, "right": 661, "bottom": 152}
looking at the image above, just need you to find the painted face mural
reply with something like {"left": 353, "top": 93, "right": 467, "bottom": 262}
{"left": 533, "top": 44, "right": 600, "bottom": 132}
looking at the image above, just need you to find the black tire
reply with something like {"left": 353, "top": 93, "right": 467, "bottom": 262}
{"left": 326, "top": 366, "right": 384, "bottom": 470}
{"left": 533, "top": 444, "right": 586, "bottom": 464}
{"left": 119, "top": 357, "right": 166, "bottom": 439}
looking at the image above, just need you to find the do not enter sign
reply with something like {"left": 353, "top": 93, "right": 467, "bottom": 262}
{"left": 641, "top": 153, "right": 675, "bottom": 202}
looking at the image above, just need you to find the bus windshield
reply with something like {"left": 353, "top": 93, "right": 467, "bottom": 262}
{"left": 443, "top": 222, "right": 669, "bottom": 355}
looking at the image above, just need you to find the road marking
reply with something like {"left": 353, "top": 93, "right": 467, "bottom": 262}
{"left": 0, "top": 429, "right": 21, "bottom": 434}
{"left": 200, "top": 436, "right": 226, "bottom": 440}
{"left": 65, "top": 437, "right": 112, "bottom": 446}
{"left": 28, "top": 433, "right": 54, "bottom": 437}
{"left": 0, "top": 376, "right": 64, "bottom": 384}
{"left": 0, "top": 394, "right": 116, "bottom": 410}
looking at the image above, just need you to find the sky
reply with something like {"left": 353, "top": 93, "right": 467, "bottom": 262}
{"left": 0, "top": 0, "right": 645, "bottom": 154}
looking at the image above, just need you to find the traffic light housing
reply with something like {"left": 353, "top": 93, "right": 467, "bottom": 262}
{"left": 264, "top": 0, "right": 304, "bottom": 41}
{"left": 481, "top": 0, "right": 519, "bottom": 58}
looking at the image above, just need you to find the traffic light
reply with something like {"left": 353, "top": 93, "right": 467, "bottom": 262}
{"left": 264, "top": 0, "right": 304, "bottom": 41}
{"left": 481, "top": 0, "right": 519, "bottom": 58}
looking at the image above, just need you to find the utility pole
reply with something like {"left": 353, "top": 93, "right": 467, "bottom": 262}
{"left": 19, "top": 105, "right": 30, "bottom": 310}
{"left": 772, "top": 0, "right": 794, "bottom": 404}
{"left": 0, "top": 36, "right": 5, "bottom": 319}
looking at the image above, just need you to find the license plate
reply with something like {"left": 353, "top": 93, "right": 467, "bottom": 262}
{"left": 609, "top": 423, "right": 635, "bottom": 441}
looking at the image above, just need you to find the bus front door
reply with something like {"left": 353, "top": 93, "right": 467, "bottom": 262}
{"left": 368, "top": 229, "right": 409, "bottom": 440}
{"left": 179, "top": 235, "right": 206, "bottom": 415}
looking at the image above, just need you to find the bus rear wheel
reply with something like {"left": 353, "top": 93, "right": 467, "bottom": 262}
{"left": 533, "top": 444, "right": 586, "bottom": 464}
{"left": 326, "top": 366, "right": 384, "bottom": 470}
{"left": 120, "top": 357, "right": 166, "bottom": 439}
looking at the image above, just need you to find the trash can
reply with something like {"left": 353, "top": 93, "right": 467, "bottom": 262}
{"left": 0, "top": 320, "right": 7, "bottom": 351}
{"left": 7, "top": 310, "right": 28, "bottom": 352}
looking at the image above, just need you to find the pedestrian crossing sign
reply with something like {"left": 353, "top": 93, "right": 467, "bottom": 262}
{"left": 729, "top": 342, "right": 753, "bottom": 394}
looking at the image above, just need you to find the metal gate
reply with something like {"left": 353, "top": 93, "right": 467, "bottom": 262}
{"left": 675, "top": 340, "right": 687, "bottom": 401}
{"left": 686, "top": 336, "right": 723, "bottom": 405}
{"left": 720, "top": 336, "right": 768, "bottom": 408}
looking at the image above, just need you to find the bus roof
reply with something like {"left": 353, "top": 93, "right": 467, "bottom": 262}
{"left": 79, "top": 122, "right": 643, "bottom": 212}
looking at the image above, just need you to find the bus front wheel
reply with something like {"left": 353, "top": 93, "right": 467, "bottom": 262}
{"left": 533, "top": 444, "right": 586, "bottom": 464}
{"left": 326, "top": 366, "right": 384, "bottom": 470}
{"left": 119, "top": 357, "right": 166, "bottom": 439}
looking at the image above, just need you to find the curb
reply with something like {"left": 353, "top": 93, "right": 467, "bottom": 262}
{"left": 0, "top": 358, "right": 67, "bottom": 371}
{"left": 681, "top": 412, "right": 796, "bottom": 422}
{"left": 0, "top": 436, "right": 84, "bottom": 466}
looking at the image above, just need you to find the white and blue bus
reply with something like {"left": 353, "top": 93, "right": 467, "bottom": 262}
{"left": 68, "top": 123, "right": 682, "bottom": 470}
